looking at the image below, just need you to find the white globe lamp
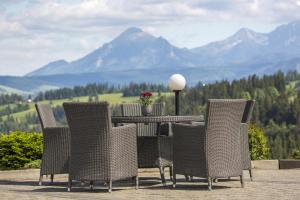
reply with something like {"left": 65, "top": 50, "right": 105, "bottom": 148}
{"left": 168, "top": 74, "right": 186, "bottom": 115}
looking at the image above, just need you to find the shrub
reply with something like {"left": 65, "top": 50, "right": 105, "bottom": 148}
{"left": 23, "top": 159, "right": 41, "bottom": 169}
{"left": 291, "top": 149, "right": 300, "bottom": 159}
{"left": 0, "top": 131, "right": 43, "bottom": 169}
{"left": 248, "top": 124, "right": 270, "bottom": 160}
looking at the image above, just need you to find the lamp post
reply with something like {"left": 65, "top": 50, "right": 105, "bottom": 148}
{"left": 168, "top": 74, "right": 186, "bottom": 115}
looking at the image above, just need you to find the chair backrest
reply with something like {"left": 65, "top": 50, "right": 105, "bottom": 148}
{"left": 63, "top": 102, "right": 112, "bottom": 180}
{"left": 121, "top": 103, "right": 165, "bottom": 136}
{"left": 35, "top": 103, "right": 57, "bottom": 130}
{"left": 205, "top": 99, "right": 246, "bottom": 177}
{"left": 241, "top": 100, "right": 255, "bottom": 123}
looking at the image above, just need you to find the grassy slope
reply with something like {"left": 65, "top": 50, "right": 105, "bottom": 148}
{"left": 1, "top": 92, "right": 172, "bottom": 120}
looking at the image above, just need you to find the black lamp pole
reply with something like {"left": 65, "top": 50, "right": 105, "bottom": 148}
{"left": 174, "top": 90, "right": 180, "bottom": 115}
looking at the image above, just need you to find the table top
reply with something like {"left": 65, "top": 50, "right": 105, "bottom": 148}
{"left": 111, "top": 115, "right": 204, "bottom": 123}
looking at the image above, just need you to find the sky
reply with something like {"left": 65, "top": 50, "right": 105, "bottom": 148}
{"left": 0, "top": 0, "right": 300, "bottom": 76}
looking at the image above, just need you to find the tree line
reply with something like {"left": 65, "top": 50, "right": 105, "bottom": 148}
{"left": 1, "top": 70, "right": 300, "bottom": 159}
{"left": 157, "top": 70, "right": 300, "bottom": 159}
{"left": 34, "top": 82, "right": 168, "bottom": 101}
{"left": 0, "top": 94, "right": 23, "bottom": 105}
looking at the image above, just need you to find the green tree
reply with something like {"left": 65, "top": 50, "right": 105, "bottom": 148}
{"left": 248, "top": 124, "right": 270, "bottom": 160}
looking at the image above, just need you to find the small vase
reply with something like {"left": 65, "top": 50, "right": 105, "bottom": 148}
{"left": 142, "top": 105, "right": 152, "bottom": 116}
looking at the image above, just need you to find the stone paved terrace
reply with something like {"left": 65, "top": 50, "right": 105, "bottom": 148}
{"left": 0, "top": 168, "right": 300, "bottom": 200}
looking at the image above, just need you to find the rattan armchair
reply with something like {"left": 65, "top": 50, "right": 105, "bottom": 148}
{"left": 241, "top": 100, "right": 256, "bottom": 181}
{"left": 35, "top": 103, "right": 70, "bottom": 186}
{"left": 63, "top": 102, "right": 138, "bottom": 193}
{"left": 172, "top": 99, "right": 246, "bottom": 190}
{"left": 121, "top": 103, "right": 172, "bottom": 182}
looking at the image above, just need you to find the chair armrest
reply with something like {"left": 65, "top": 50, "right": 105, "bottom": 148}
{"left": 172, "top": 123, "right": 207, "bottom": 175}
{"left": 111, "top": 124, "right": 138, "bottom": 178}
{"left": 43, "top": 127, "right": 70, "bottom": 146}
{"left": 41, "top": 126, "right": 70, "bottom": 174}
{"left": 111, "top": 123, "right": 136, "bottom": 134}
{"left": 172, "top": 123, "right": 206, "bottom": 151}
{"left": 43, "top": 126, "right": 69, "bottom": 134}
{"left": 240, "top": 123, "right": 251, "bottom": 169}
{"left": 190, "top": 121, "right": 205, "bottom": 126}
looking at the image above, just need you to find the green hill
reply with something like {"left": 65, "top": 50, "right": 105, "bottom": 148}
{"left": 0, "top": 92, "right": 172, "bottom": 121}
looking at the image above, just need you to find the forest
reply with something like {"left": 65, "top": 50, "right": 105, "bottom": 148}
{"left": 1, "top": 70, "right": 300, "bottom": 159}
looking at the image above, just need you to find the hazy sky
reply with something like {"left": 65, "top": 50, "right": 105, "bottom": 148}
{"left": 1, "top": 0, "right": 300, "bottom": 76}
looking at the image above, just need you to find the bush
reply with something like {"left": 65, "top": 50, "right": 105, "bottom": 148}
{"left": 0, "top": 131, "right": 43, "bottom": 169}
{"left": 23, "top": 159, "right": 41, "bottom": 169}
{"left": 291, "top": 149, "right": 300, "bottom": 159}
{"left": 248, "top": 124, "right": 270, "bottom": 160}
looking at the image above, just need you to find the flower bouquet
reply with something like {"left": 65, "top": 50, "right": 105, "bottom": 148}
{"left": 140, "top": 92, "right": 153, "bottom": 116}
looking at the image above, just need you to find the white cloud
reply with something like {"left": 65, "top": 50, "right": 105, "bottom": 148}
{"left": 0, "top": 0, "right": 300, "bottom": 75}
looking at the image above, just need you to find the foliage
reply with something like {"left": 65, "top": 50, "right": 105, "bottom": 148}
{"left": 248, "top": 124, "right": 270, "bottom": 160}
{"left": 265, "top": 121, "right": 300, "bottom": 159}
{"left": 0, "top": 104, "right": 30, "bottom": 117}
{"left": 0, "top": 131, "right": 43, "bottom": 169}
{"left": 3, "top": 71, "right": 300, "bottom": 159}
{"left": 23, "top": 159, "right": 41, "bottom": 169}
{"left": 291, "top": 148, "right": 300, "bottom": 159}
{"left": 35, "top": 83, "right": 116, "bottom": 101}
{"left": 34, "top": 82, "right": 167, "bottom": 101}
{"left": 0, "top": 94, "right": 23, "bottom": 105}
{"left": 139, "top": 92, "right": 153, "bottom": 106}
{"left": 122, "top": 82, "right": 167, "bottom": 97}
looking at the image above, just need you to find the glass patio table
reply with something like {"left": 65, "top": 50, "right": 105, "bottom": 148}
{"left": 111, "top": 115, "right": 204, "bottom": 184}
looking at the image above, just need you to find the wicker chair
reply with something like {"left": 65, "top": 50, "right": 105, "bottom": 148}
{"left": 63, "top": 102, "right": 138, "bottom": 193}
{"left": 121, "top": 103, "right": 172, "bottom": 183}
{"left": 241, "top": 100, "right": 256, "bottom": 181}
{"left": 35, "top": 103, "right": 70, "bottom": 186}
{"left": 172, "top": 99, "right": 246, "bottom": 190}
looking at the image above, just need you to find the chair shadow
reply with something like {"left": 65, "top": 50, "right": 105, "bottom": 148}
{"left": 0, "top": 176, "right": 239, "bottom": 193}
{"left": 2, "top": 177, "right": 164, "bottom": 194}
{"left": 144, "top": 178, "right": 235, "bottom": 191}
{"left": 0, "top": 180, "right": 68, "bottom": 187}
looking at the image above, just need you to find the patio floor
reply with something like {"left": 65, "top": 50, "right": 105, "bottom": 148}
{"left": 0, "top": 168, "right": 299, "bottom": 200}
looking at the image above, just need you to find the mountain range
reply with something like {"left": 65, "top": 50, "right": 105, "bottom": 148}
{"left": 1, "top": 21, "right": 300, "bottom": 94}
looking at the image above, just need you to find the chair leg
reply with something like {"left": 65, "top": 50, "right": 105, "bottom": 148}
{"left": 249, "top": 169, "right": 253, "bottom": 181}
{"left": 208, "top": 177, "right": 212, "bottom": 191}
{"left": 159, "top": 167, "right": 166, "bottom": 186}
{"left": 68, "top": 177, "right": 72, "bottom": 192}
{"left": 240, "top": 175, "right": 245, "bottom": 188}
{"left": 108, "top": 180, "right": 112, "bottom": 193}
{"left": 172, "top": 174, "right": 176, "bottom": 188}
{"left": 185, "top": 175, "right": 190, "bottom": 181}
{"left": 90, "top": 181, "right": 94, "bottom": 190}
{"left": 50, "top": 174, "right": 54, "bottom": 183}
{"left": 169, "top": 166, "right": 173, "bottom": 181}
{"left": 135, "top": 176, "right": 139, "bottom": 190}
{"left": 39, "top": 175, "right": 43, "bottom": 186}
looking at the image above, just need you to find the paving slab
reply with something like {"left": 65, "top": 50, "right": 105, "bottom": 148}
{"left": 0, "top": 168, "right": 300, "bottom": 200}
{"left": 252, "top": 160, "right": 279, "bottom": 170}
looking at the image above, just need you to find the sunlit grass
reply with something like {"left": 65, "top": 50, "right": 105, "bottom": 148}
{"left": 1, "top": 92, "right": 173, "bottom": 120}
